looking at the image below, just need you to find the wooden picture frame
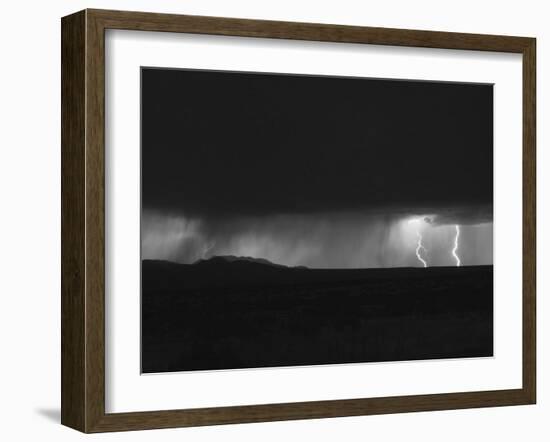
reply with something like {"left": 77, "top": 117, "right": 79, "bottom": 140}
{"left": 61, "top": 8, "right": 536, "bottom": 433}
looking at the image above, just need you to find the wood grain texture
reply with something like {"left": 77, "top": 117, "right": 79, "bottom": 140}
{"left": 91, "top": 389, "right": 530, "bottom": 433}
{"left": 522, "top": 38, "right": 536, "bottom": 403}
{"left": 61, "top": 10, "right": 86, "bottom": 432}
{"left": 84, "top": 10, "right": 107, "bottom": 433}
{"left": 90, "top": 8, "right": 532, "bottom": 52}
{"left": 60, "top": 8, "right": 537, "bottom": 433}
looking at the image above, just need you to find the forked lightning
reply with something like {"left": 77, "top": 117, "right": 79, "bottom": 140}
{"left": 452, "top": 225, "right": 461, "bottom": 266}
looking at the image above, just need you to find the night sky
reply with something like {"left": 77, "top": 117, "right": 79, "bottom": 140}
{"left": 141, "top": 67, "right": 493, "bottom": 268}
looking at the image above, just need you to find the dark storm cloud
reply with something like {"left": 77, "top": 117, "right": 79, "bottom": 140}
{"left": 141, "top": 68, "right": 493, "bottom": 268}
{"left": 427, "top": 205, "right": 493, "bottom": 226}
{"left": 142, "top": 68, "right": 493, "bottom": 224}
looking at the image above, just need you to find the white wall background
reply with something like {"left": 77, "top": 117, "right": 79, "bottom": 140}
{"left": 0, "top": 0, "right": 546, "bottom": 440}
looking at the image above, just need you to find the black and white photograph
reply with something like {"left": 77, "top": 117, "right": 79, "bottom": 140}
{"left": 140, "top": 67, "right": 494, "bottom": 374}
{"left": 1, "top": 0, "right": 542, "bottom": 437}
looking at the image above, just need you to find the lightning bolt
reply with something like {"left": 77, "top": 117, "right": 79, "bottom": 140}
{"left": 415, "top": 230, "right": 428, "bottom": 268}
{"left": 452, "top": 225, "right": 461, "bottom": 267}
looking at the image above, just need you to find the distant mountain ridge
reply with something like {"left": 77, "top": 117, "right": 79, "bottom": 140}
{"left": 194, "top": 255, "right": 307, "bottom": 269}
{"left": 142, "top": 255, "right": 309, "bottom": 291}
{"left": 142, "top": 257, "right": 492, "bottom": 292}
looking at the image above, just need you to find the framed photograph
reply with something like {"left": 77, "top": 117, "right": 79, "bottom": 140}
{"left": 61, "top": 9, "right": 536, "bottom": 433}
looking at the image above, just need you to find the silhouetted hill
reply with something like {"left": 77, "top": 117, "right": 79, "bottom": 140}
{"left": 194, "top": 255, "right": 292, "bottom": 268}
{"left": 142, "top": 258, "right": 492, "bottom": 291}
{"left": 142, "top": 260, "right": 493, "bottom": 373}
{"left": 142, "top": 257, "right": 305, "bottom": 291}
